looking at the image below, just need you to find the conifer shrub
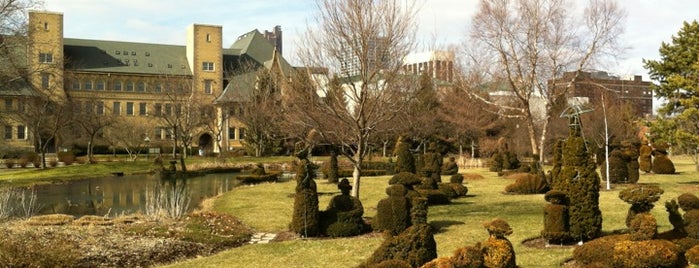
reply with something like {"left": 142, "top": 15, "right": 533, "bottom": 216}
{"left": 327, "top": 151, "right": 339, "bottom": 183}
{"left": 389, "top": 172, "right": 422, "bottom": 187}
{"left": 639, "top": 144, "right": 652, "bottom": 173}
{"left": 685, "top": 210, "right": 699, "bottom": 239}
{"left": 572, "top": 234, "right": 628, "bottom": 266}
{"left": 686, "top": 245, "right": 699, "bottom": 265}
{"left": 373, "top": 184, "right": 411, "bottom": 235}
{"left": 628, "top": 213, "right": 657, "bottom": 241}
{"left": 623, "top": 143, "right": 640, "bottom": 183}
{"left": 612, "top": 240, "right": 679, "bottom": 268}
{"left": 411, "top": 197, "right": 428, "bottom": 225}
{"left": 652, "top": 154, "right": 676, "bottom": 174}
{"left": 416, "top": 189, "right": 451, "bottom": 205}
{"left": 665, "top": 199, "right": 685, "bottom": 233}
{"left": 394, "top": 136, "right": 416, "bottom": 174}
{"left": 450, "top": 174, "right": 464, "bottom": 184}
{"left": 441, "top": 156, "right": 458, "bottom": 175}
{"left": 438, "top": 183, "right": 458, "bottom": 199}
{"left": 451, "top": 244, "right": 485, "bottom": 268}
{"left": 601, "top": 149, "right": 628, "bottom": 183}
{"left": 542, "top": 190, "right": 570, "bottom": 244}
{"left": 290, "top": 156, "right": 320, "bottom": 237}
{"left": 618, "top": 185, "right": 664, "bottom": 227}
{"left": 421, "top": 151, "right": 443, "bottom": 182}
{"left": 447, "top": 183, "right": 469, "bottom": 197}
{"left": 362, "top": 224, "right": 437, "bottom": 268}
{"left": 677, "top": 193, "right": 699, "bottom": 211}
{"left": 504, "top": 173, "right": 548, "bottom": 194}
{"left": 57, "top": 151, "right": 76, "bottom": 165}
{"left": 482, "top": 218, "right": 516, "bottom": 268}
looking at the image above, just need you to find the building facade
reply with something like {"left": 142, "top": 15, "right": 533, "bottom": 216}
{"left": 1, "top": 11, "right": 292, "bottom": 155}
{"left": 554, "top": 71, "right": 654, "bottom": 118}
{"left": 403, "top": 50, "right": 454, "bottom": 83}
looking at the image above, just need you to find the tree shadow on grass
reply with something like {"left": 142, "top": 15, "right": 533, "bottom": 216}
{"left": 430, "top": 220, "right": 465, "bottom": 234}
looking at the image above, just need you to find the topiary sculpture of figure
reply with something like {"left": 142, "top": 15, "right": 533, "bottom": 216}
{"left": 421, "top": 243, "right": 484, "bottom": 268}
{"left": 373, "top": 184, "right": 412, "bottom": 235}
{"left": 623, "top": 141, "right": 640, "bottom": 183}
{"left": 410, "top": 197, "right": 428, "bottom": 225}
{"left": 678, "top": 193, "right": 699, "bottom": 238}
{"left": 651, "top": 144, "right": 676, "bottom": 174}
{"left": 639, "top": 143, "right": 653, "bottom": 173}
{"left": 394, "top": 136, "right": 416, "bottom": 174}
{"left": 628, "top": 213, "right": 657, "bottom": 241}
{"left": 327, "top": 149, "right": 339, "bottom": 183}
{"left": 601, "top": 148, "right": 628, "bottom": 183}
{"left": 549, "top": 139, "right": 564, "bottom": 187}
{"left": 482, "top": 218, "right": 517, "bottom": 268}
{"left": 447, "top": 174, "right": 469, "bottom": 197}
{"left": 290, "top": 144, "right": 320, "bottom": 237}
{"left": 361, "top": 224, "right": 437, "bottom": 268}
{"left": 441, "top": 156, "right": 459, "bottom": 175}
{"left": 686, "top": 245, "right": 699, "bottom": 266}
{"left": 618, "top": 185, "right": 664, "bottom": 227}
{"left": 420, "top": 142, "right": 443, "bottom": 182}
{"left": 320, "top": 179, "right": 366, "bottom": 237}
{"left": 504, "top": 173, "right": 549, "bottom": 194}
{"left": 552, "top": 117, "right": 602, "bottom": 242}
{"left": 542, "top": 190, "right": 570, "bottom": 244}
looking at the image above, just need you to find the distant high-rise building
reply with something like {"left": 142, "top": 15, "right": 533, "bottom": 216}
{"left": 339, "top": 37, "right": 388, "bottom": 77}
{"left": 403, "top": 50, "right": 454, "bottom": 83}
{"left": 551, "top": 71, "right": 654, "bottom": 118}
{"left": 263, "top": 25, "right": 282, "bottom": 55}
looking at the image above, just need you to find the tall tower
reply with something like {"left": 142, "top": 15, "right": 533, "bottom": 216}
{"left": 28, "top": 11, "right": 65, "bottom": 100}
{"left": 264, "top": 26, "right": 282, "bottom": 55}
{"left": 186, "top": 24, "right": 223, "bottom": 99}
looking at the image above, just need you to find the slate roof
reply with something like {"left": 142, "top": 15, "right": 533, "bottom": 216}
{"left": 64, "top": 38, "right": 192, "bottom": 75}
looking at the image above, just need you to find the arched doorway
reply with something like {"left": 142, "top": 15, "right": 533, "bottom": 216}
{"left": 198, "top": 133, "right": 213, "bottom": 156}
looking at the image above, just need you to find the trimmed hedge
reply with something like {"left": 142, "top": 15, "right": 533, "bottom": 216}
{"left": 361, "top": 224, "right": 437, "bottom": 268}
{"left": 235, "top": 172, "right": 280, "bottom": 184}
{"left": 504, "top": 173, "right": 548, "bottom": 194}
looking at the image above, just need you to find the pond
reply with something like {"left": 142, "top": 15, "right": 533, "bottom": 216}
{"left": 17, "top": 172, "right": 245, "bottom": 217}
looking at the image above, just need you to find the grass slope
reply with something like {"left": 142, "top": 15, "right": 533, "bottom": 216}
{"left": 163, "top": 156, "right": 699, "bottom": 268}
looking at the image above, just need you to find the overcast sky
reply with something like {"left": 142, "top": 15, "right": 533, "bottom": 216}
{"left": 44, "top": 0, "right": 698, "bottom": 80}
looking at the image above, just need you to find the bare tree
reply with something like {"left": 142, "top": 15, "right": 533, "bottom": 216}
{"left": 107, "top": 117, "right": 149, "bottom": 161}
{"left": 289, "top": 0, "right": 418, "bottom": 197}
{"left": 465, "top": 0, "right": 626, "bottom": 162}
{"left": 68, "top": 97, "right": 116, "bottom": 163}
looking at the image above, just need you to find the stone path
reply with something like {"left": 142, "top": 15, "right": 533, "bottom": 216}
{"left": 249, "top": 232, "right": 277, "bottom": 244}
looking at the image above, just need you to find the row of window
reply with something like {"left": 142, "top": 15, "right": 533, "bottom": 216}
{"left": 70, "top": 80, "right": 214, "bottom": 94}
{"left": 40, "top": 53, "right": 216, "bottom": 73}
{"left": 73, "top": 101, "right": 215, "bottom": 118}
{"left": 4, "top": 125, "right": 26, "bottom": 140}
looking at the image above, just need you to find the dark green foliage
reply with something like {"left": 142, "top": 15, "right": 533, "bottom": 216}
{"left": 612, "top": 240, "right": 679, "bottom": 268}
{"left": 665, "top": 200, "right": 685, "bottom": 233}
{"left": 629, "top": 213, "right": 657, "bottom": 241}
{"left": 359, "top": 259, "right": 412, "bottom": 268}
{"left": 438, "top": 183, "right": 458, "bottom": 199}
{"left": 451, "top": 244, "right": 485, "bottom": 268}
{"left": 441, "top": 156, "right": 459, "bottom": 175}
{"left": 373, "top": 184, "right": 412, "bottom": 235}
{"left": 624, "top": 144, "right": 640, "bottom": 183}
{"left": 549, "top": 139, "right": 564, "bottom": 187}
{"left": 639, "top": 144, "right": 653, "bottom": 173}
{"left": 394, "top": 137, "right": 416, "bottom": 174}
{"left": 235, "top": 172, "right": 280, "bottom": 184}
{"left": 421, "top": 152, "right": 443, "bottom": 182}
{"left": 327, "top": 151, "right": 339, "bottom": 183}
{"left": 686, "top": 210, "right": 699, "bottom": 239}
{"left": 601, "top": 149, "right": 628, "bottom": 183}
{"left": 389, "top": 172, "right": 422, "bottom": 187}
{"left": 542, "top": 190, "right": 570, "bottom": 244}
{"left": 504, "top": 173, "right": 549, "bottom": 194}
{"left": 678, "top": 193, "right": 699, "bottom": 211}
{"left": 450, "top": 174, "right": 464, "bottom": 184}
{"left": 484, "top": 218, "right": 513, "bottom": 238}
{"left": 489, "top": 151, "right": 520, "bottom": 173}
{"left": 410, "top": 197, "right": 428, "bottom": 225}
{"left": 554, "top": 132, "right": 602, "bottom": 242}
{"left": 416, "top": 189, "right": 451, "bottom": 205}
{"left": 319, "top": 179, "right": 366, "bottom": 237}
{"left": 618, "top": 185, "right": 664, "bottom": 227}
{"left": 572, "top": 234, "right": 626, "bottom": 267}
{"left": 686, "top": 245, "right": 699, "bottom": 265}
{"left": 652, "top": 153, "right": 676, "bottom": 174}
{"left": 447, "top": 183, "right": 469, "bottom": 197}
{"left": 291, "top": 158, "right": 320, "bottom": 237}
{"left": 362, "top": 224, "right": 437, "bottom": 268}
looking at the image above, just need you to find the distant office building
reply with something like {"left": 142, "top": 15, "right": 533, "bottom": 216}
{"left": 339, "top": 37, "right": 389, "bottom": 77}
{"left": 552, "top": 71, "right": 653, "bottom": 118}
{"left": 403, "top": 50, "right": 454, "bottom": 83}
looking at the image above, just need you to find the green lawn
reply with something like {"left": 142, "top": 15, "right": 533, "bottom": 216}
{"left": 161, "top": 156, "right": 699, "bottom": 268}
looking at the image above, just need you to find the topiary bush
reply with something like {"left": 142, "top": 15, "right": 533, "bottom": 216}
{"left": 450, "top": 244, "right": 485, "bottom": 268}
{"left": 362, "top": 224, "right": 437, "bottom": 268}
{"left": 482, "top": 218, "right": 516, "bottom": 268}
{"left": 441, "top": 156, "right": 458, "bottom": 175}
{"left": 389, "top": 172, "right": 422, "bottom": 188}
{"left": 639, "top": 144, "right": 652, "bottom": 173}
{"left": 319, "top": 179, "right": 366, "bottom": 237}
{"left": 450, "top": 174, "right": 464, "bottom": 184}
{"left": 618, "top": 185, "right": 664, "bottom": 227}
{"left": 652, "top": 151, "right": 675, "bottom": 174}
{"left": 504, "top": 173, "right": 548, "bottom": 194}
{"left": 623, "top": 142, "right": 640, "bottom": 183}
{"left": 628, "top": 213, "right": 657, "bottom": 241}
{"left": 601, "top": 149, "right": 628, "bottom": 183}
{"left": 612, "top": 239, "right": 679, "bottom": 268}
{"left": 394, "top": 136, "right": 416, "bottom": 174}
{"left": 373, "top": 184, "right": 412, "bottom": 235}
{"left": 677, "top": 193, "right": 699, "bottom": 211}
{"left": 57, "top": 151, "right": 76, "bottom": 165}
{"left": 290, "top": 153, "right": 320, "bottom": 237}
{"left": 542, "top": 190, "right": 570, "bottom": 244}
{"left": 686, "top": 244, "right": 699, "bottom": 265}
{"left": 416, "top": 189, "right": 450, "bottom": 205}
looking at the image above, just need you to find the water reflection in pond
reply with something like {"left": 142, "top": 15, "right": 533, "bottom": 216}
{"left": 26, "top": 172, "right": 242, "bottom": 217}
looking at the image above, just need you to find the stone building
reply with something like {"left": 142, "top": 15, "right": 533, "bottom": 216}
{"left": 1, "top": 11, "right": 292, "bottom": 154}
